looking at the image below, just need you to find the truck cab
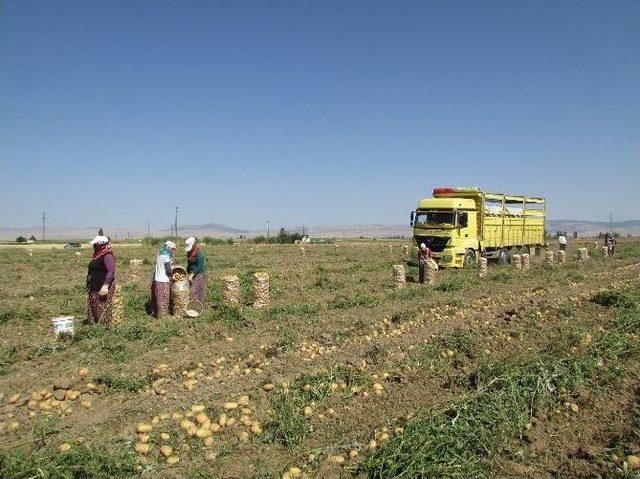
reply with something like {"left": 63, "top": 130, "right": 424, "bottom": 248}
{"left": 411, "top": 196, "right": 479, "bottom": 267}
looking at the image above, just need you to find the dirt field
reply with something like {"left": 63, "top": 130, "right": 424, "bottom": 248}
{"left": 1, "top": 239, "right": 639, "bottom": 479}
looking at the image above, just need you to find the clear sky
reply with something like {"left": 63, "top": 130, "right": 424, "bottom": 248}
{"left": 2, "top": 0, "right": 639, "bottom": 231}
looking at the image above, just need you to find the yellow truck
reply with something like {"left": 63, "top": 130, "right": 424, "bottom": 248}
{"left": 410, "top": 187, "right": 546, "bottom": 267}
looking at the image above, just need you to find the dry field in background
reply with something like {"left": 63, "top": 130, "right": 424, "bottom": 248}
{"left": 1, "top": 239, "right": 639, "bottom": 479}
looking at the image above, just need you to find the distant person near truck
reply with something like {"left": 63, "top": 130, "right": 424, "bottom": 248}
{"left": 558, "top": 233, "right": 567, "bottom": 251}
{"left": 604, "top": 232, "right": 616, "bottom": 256}
{"left": 418, "top": 243, "right": 434, "bottom": 284}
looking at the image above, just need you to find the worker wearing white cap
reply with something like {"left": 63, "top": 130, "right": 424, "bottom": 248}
{"left": 185, "top": 236, "right": 207, "bottom": 305}
{"left": 418, "top": 243, "right": 434, "bottom": 284}
{"left": 151, "top": 240, "right": 177, "bottom": 318}
{"left": 86, "top": 234, "right": 116, "bottom": 323}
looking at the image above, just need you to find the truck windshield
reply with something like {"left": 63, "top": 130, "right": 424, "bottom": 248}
{"left": 414, "top": 211, "right": 456, "bottom": 226}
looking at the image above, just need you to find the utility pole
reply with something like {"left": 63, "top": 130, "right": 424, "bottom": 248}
{"left": 42, "top": 212, "right": 46, "bottom": 242}
{"left": 147, "top": 221, "right": 150, "bottom": 239}
{"left": 266, "top": 220, "right": 270, "bottom": 239}
{"left": 174, "top": 207, "right": 178, "bottom": 239}
{"left": 609, "top": 212, "right": 612, "bottom": 232}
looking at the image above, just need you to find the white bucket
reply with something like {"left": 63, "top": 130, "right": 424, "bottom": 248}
{"left": 51, "top": 316, "right": 75, "bottom": 336}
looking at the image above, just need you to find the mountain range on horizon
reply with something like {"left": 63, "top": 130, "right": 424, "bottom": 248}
{"left": 1, "top": 219, "right": 639, "bottom": 241}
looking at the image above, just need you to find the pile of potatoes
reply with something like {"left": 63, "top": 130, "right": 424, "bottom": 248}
{"left": 132, "top": 395, "right": 263, "bottom": 467}
{"left": 297, "top": 340, "right": 337, "bottom": 362}
{"left": 1, "top": 367, "right": 97, "bottom": 432}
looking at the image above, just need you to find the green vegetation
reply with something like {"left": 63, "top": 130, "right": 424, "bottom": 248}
{"left": 0, "top": 443, "right": 137, "bottom": 479}
{"left": 0, "top": 345, "right": 18, "bottom": 374}
{"left": 214, "top": 305, "right": 250, "bottom": 330}
{"left": 265, "top": 302, "right": 319, "bottom": 319}
{"left": 329, "top": 292, "right": 378, "bottom": 309}
{"left": 1, "top": 240, "right": 637, "bottom": 477}
{"left": 264, "top": 389, "right": 309, "bottom": 448}
{"left": 362, "top": 288, "right": 640, "bottom": 478}
{"left": 253, "top": 228, "right": 303, "bottom": 244}
{"left": 95, "top": 371, "right": 152, "bottom": 393}
{"left": 591, "top": 289, "right": 636, "bottom": 308}
{"left": 0, "top": 304, "right": 43, "bottom": 324}
{"left": 202, "top": 237, "right": 234, "bottom": 245}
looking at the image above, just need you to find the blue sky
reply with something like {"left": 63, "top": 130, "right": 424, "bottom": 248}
{"left": 2, "top": 0, "right": 638, "bottom": 231}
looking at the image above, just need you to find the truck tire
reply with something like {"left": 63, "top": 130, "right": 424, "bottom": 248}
{"left": 463, "top": 249, "right": 476, "bottom": 268}
{"left": 498, "top": 248, "right": 509, "bottom": 265}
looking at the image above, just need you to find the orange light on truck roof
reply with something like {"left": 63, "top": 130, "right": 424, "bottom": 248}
{"left": 432, "top": 187, "right": 455, "bottom": 195}
{"left": 432, "top": 187, "right": 480, "bottom": 195}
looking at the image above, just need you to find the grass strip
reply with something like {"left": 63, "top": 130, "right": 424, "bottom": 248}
{"left": 0, "top": 442, "right": 137, "bottom": 479}
{"left": 361, "top": 287, "right": 640, "bottom": 479}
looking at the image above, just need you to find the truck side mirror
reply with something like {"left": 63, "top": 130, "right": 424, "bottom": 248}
{"left": 458, "top": 212, "right": 468, "bottom": 228}
{"left": 410, "top": 211, "right": 415, "bottom": 226}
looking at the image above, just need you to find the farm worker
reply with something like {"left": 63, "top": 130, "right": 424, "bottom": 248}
{"left": 604, "top": 232, "right": 616, "bottom": 256}
{"left": 417, "top": 243, "right": 433, "bottom": 284}
{"left": 151, "top": 240, "right": 177, "bottom": 318}
{"left": 185, "top": 237, "right": 207, "bottom": 304}
{"left": 86, "top": 235, "right": 116, "bottom": 324}
{"left": 558, "top": 233, "right": 567, "bottom": 251}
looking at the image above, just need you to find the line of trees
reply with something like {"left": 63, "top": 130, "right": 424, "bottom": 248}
{"left": 253, "top": 228, "right": 303, "bottom": 244}
{"left": 140, "top": 228, "right": 303, "bottom": 246}
{"left": 15, "top": 235, "right": 37, "bottom": 243}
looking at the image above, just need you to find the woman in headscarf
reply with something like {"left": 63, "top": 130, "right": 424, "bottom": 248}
{"left": 86, "top": 235, "right": 116, "bottom": 324}
{"left": 151, "top": 240, "right": 177, "bottom": 318}
{"left": 185, "top": 236, "right": 207, "bottom": 304}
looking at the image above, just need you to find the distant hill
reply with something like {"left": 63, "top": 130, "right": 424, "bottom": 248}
{"left": 159, "top": 223, "right": 249, "bottom": 238}
{"left": 548, "top": 219, "right": 640, "bottom": 237}
{"left": 0, "top": 226, "right": 146, "bottom": 241}
{"left": 0, "top": 223, "right": 247, "bottom": 241}
{"left": 1, "top": 219, "right": 637, "bottom": 241}
{"left": 285, "top": 224, "right": 411, "bottom": 238}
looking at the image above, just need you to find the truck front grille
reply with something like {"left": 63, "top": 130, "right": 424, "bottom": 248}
{"left": 415, "top": 236, "right": 450, "bottom": 252}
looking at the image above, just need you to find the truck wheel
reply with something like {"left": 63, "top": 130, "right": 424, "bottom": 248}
{"left": 498, "top": 248, "right": 509, "bottom": 265}
{"left": 463, "top": 249, "right": 476, "bottom": 268}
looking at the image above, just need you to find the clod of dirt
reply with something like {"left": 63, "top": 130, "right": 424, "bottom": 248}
{"left": 523, "top": 430, "right": 549, "bottom": 454}
{"left": 53, "top": 378, "right": 73, "bottom": 391}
